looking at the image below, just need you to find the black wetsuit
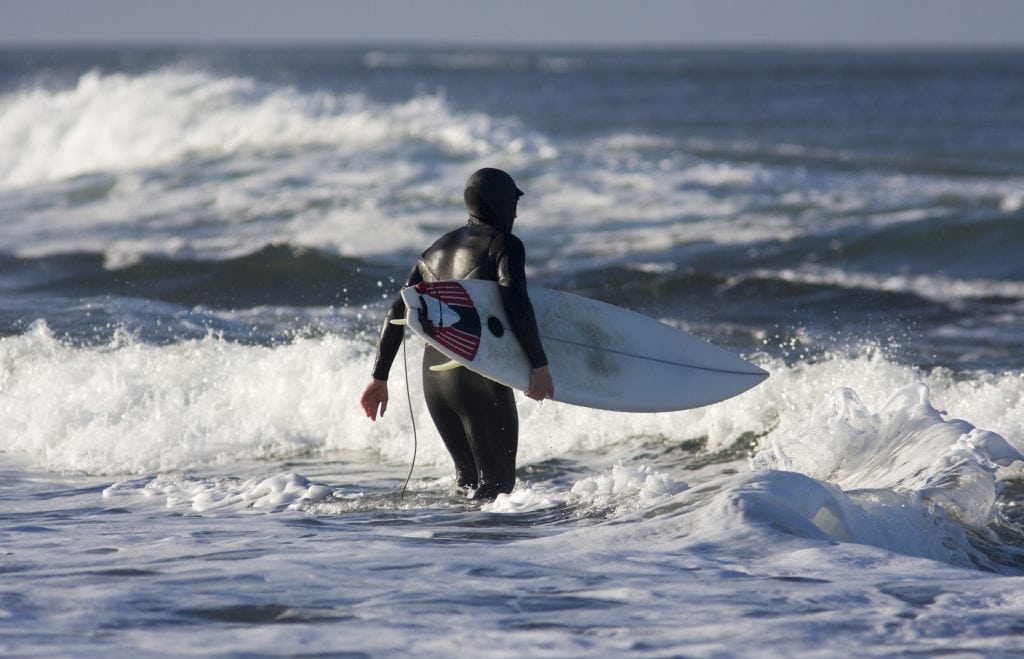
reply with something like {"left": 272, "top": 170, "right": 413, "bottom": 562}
{"left": 371, "top": 168, "right": 548, "bottom": 499}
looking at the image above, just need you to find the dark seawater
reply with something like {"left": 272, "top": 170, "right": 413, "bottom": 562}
{"left": 2, "top": 47, "right": 1024, "bottom": 657}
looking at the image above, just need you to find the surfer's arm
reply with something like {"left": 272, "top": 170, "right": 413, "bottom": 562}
{"left": 496, "top": 235, "right": 548, "bottom": 369}
{"left": 525, "top": 365, "right": 555, "bottom": 401}
{"left": 370, "top": 265, "right": 423, "bottom": 381}
{"left": 360, "top": 378, "right": 389, "bottom": 420}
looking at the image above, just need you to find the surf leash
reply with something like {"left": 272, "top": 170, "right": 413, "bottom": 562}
{"left": 399, "top": 333, "right": 418, "bottom": 500}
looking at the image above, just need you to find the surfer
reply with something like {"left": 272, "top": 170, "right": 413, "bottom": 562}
{"left": 360, "top": 168, "right": 555, "bottom": 500}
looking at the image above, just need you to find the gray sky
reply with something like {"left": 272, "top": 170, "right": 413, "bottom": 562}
{"left": 2, "top": 0, "right": 1023, "bottom": 48}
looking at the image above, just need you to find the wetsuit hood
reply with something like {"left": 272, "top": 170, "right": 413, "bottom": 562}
{"left": 464, "top": 168, "right": 523, "bottom": 233}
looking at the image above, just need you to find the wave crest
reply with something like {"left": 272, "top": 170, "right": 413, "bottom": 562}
{"left": 0, "top": 68, "right": 554, "bottom": 187}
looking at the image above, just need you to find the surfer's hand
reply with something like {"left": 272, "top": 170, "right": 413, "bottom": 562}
{"left": 525, "top": 366, "right": 554, "bottom": 401}
{"left": 360, "top": 378, "right": 389, "bottom": 420}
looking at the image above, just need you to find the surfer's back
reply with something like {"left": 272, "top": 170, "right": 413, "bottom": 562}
{"left": 417, "top": 222, "right": 515, "bottom": 283}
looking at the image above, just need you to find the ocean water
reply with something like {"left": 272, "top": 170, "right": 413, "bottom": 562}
{"left": 2, "top": 46, "right": 1024, "bottom": 657}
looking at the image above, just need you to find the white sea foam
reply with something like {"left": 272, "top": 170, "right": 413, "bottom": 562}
{"left": 103, "top": 472, "right": 335, "bottom": 512}
{"left": 6, "top": 49, "right": 1024, "bottom": 659}
{"left": 480, "top": 462, "right": 685, "bottom": 516}
{"left": 531, "top": 381, "right": 1024, "bottom": 570}
{"left": 102, "top": 460, "right": 685, "bottom": 522}
{"left": 752, "top": 266, "right": 1024, "bottom": 302}
{"left": 0, "top": 68, "right": 565, "bottom": 264}
{"left": 1001, "top": 189, "right": 1024, "bottom": 213}
{"left": 2, "top": 68, "right": 1022, "bottom": 276}
{"left": 0, "top": 68, "right": 554, "bottom": 189}
{"left": 7, "top": 333, "right": 1024, "bottom": 656}
{"left": 3, "top": 321, "right": 1022, "bottom": 489}
{"left": 566, "top": 461, "right": 684, "bottom": 512}
{"left": 676, "top": 470, "right": 994, "bottom": 569}
{"left": 0, "top": 320, "right": 442, "bottom": 474}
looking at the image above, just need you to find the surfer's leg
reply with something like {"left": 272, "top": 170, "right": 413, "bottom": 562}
{"left": 422, "top": 347, "right": 519, "bottom": 498}
{"left": 422, "top": 347, "right": 479, "bottom": 488}
{"left": 468, "top": 389, "right": 518, "bottom": 499}
{"left": 452, "top": 376, "right": 519, "bottom": 500}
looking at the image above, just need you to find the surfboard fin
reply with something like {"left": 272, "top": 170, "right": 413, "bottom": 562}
{"left": 428, "top": 360, "right": 463, "bottom": 372}
{"left": 389, "top": 319, "right": 408, "bottom": 326}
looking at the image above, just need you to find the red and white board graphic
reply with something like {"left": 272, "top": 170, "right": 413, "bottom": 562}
{"left": 410, "top": 281, "right": 482, "bottom": 361}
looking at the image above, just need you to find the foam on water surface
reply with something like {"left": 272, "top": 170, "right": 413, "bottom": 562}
{"left": 0, "top": 69, "right": 552, "bottom": 188}
{"left": 3, "top": 48, "right": 1024, "bottom": 657}
{"left": 2, "top": 66, "right": 1022, "bottom": 277}
{"left": 5, "top": 319, "right": 1019, "bottom": 576}
{"left": 3, "top": 322, "right": 1022, "bottom": 480}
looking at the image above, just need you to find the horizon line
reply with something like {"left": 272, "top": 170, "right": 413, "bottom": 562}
{"left": 2, "top": 38, "right": 1024, "bottom": 52}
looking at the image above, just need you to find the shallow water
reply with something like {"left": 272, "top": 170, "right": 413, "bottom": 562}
{"left": 2, "top": 46, "right": 1024, "bottom": 657}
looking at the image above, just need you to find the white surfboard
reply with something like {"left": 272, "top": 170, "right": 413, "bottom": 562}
{"left": 399, "top": 279, "right": 767, "bottom": 413}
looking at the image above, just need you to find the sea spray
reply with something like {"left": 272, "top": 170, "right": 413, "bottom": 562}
{"left": 4, "top": 47, "right": 1024, "bottom": 657}
{"left": 747, "top": 381, "right": 1024, "bottom": 570}
{"left": 0, "top": 69, "right": 552, "bottom": 187}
